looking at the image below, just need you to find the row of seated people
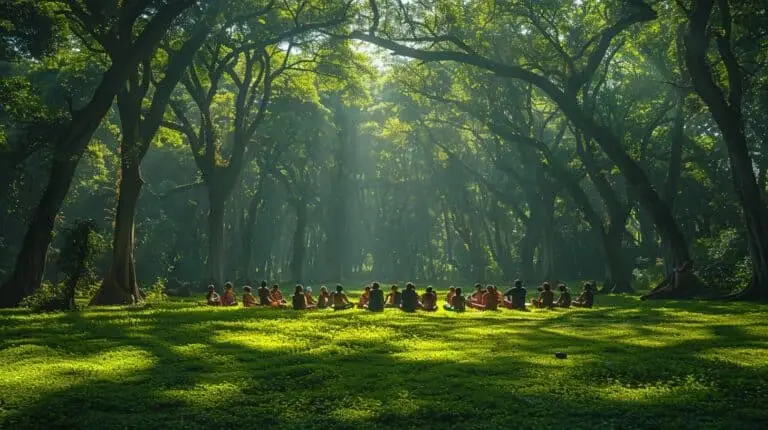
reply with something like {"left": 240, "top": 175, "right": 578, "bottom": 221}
{"left": 205, "top": 280, "right": 595, "bottom": 311}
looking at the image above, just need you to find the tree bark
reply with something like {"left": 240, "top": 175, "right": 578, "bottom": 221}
{"left": 291, "top": 198, "right": 308, "bottom": 282}
{"left": 207, "top": 189, "right": 227, "bottom": 286}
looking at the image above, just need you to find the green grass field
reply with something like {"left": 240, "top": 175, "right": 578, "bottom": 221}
{"left": 1, "top": 292, "right": 767, "bottom": 429}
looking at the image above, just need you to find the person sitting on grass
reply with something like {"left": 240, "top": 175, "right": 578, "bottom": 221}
{"left": 242, "top": 286, "right": 257, "bottom": 307}
{"left": 385, "top": 285, "right": 402, "bottom": 308}
{"left": 206, "top": 285, "right": 221, "bottom": 306}
{"left": 401, "top": 282, "right": 420, "bottom": 312}
{"left": 556, "top": 283, "right": 571, "bottom": 308}
{"left": 257, "top": 281, "right": 272, "bottom": 306}
{"left": 304, "top": 286, "right": 316, "bottom": 306}
{"left": 220, "top": 283, "right": 238, "bottom": 306}
{"left": 292, "top": 285, "right": 315, "bottom": 310}
{"left": 421, "top": 287, "right": 438, "bottom": 311}
{"left": 503, "top": 280, "right": 527, "bottom": 310}
{"left": 572, "top": 282, "right": 595, "bottom": 308}
{"left": 367, "top": 282, "right": 385, "bottom": 312}
{"left": 443, "top": 287, "right": 466, "bottom": 312}
{"left": 270, "top": 284, "right": 287, "bottom": 306}
{"left": 445, "top": 286, "right": 456, "bottom": 307}
{"left": 317, "top": 286, "right": 331, "bottom": 309}
{"left": 357, "top": 285, "right": 371, "bottom": 309}
{"left": 531, "top": 282, "right": 554, "bottom": 309}
{"left": 469, "top": 283, "right": 485, "bottom": 308}
{"left": 479, "top": 285, "right": 500, "bottom": 310}
{"left": 332, "top": 285, "right": 354, "bottom": 310}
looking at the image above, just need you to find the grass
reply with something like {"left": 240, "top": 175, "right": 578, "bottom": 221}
{"left": 1, "top": 290, "right": 768, "bottom": 429}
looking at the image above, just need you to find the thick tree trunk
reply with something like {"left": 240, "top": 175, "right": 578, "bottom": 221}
{"left": 519, "top": 217, "right": 538, "bottom": 282}
{"left": 91, "top": 162, "right": 143, "bottom": 305}
{"left": 208, "top": 190, "right": 227, "bottom": 286}
{"left": 0, "top": 152, "right": 82, "bottom": 307}
{"left": 602, "top": 222, "right": 633, "bottom": 293}
{"left": 290, "top": 200, "right": 307, "bottom": 282}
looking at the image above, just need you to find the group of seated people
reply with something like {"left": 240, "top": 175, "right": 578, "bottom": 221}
{"left": 205, "top": 279, "right": 595, "bottom": 312}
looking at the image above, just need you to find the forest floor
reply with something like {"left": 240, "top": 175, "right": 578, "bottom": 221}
{"left": 1, "top": 293, "right": 767, "bottom": 429}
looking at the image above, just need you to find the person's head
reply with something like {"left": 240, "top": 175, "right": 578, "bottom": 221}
{"left": 426, "top": 286, "right": 433, "bottom": 294}
{"left": 514, "top": 279, "right": 522, "bottom": 288}
{"left": 391, "top": 285, "right": 398, "bottom": 292}
{"left": 406, "top": 282, "right": 415, "bottom": 290}
{"left": 336, "top": 284, "right": 344, "bottom": 293}
{"left": 584, "top": 281, "right": 594, "bottom": 292}
{"left": 244, "top": 286, "right": 252, "bottom": 293}
{"left": 455, "top": 287, "right": 463, "bottom": 296}
{"left": 320, "top": 286, "right": 328, "bottom": 294}
{"left": 372, "top": 282, "right": 380, "bottom": 290}
{"left": 260, "top": 280, "right": 267, "bottom": 288}
{"left": 542, "top": 282, "right": 551, "bottom": 291}
{"left": 295, "top": 285, "right": 304, "bottom": 294}
{"left": 558, "top": 283, "right": 567, "bottom": 292}
{"left": 364, "top": 286, "right": 371, "bottom": 292}
{"left": 449, "top": 286, "right": 456, "bottom": 293}
{"left": 537, "top": 286, "right": 544, "bottom": 292}
{"left": 208, "top": 284, "right": 215, "bottom": 292}
{"left": 486, "top": 285, "right": 495, "bottom": 293}
{"left": 305, "top": 286, "right": 313, "bottom": 294}
{"left": 474, "top": 283, "right": 482, "bottom": 291}
{"left": 225, "top": 282, "right": 233, "bottom": 291}
{"left": 272, "top": 284, "right": 280, "bottom": 291}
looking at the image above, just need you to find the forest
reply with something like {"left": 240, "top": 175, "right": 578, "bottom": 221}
{"left": 2, "top": 1, "right": 768, "bottom": 429}
{"left": 1, "top": 0, "right": 767, "bottom": 306}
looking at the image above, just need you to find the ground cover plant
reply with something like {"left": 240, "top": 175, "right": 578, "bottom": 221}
{"left": 2, "top": 292, "right": 767, "bottom": 429}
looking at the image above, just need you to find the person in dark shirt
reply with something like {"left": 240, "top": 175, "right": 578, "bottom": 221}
{"left": 421, "top": 286, "right": 438, "bottom": 311}
{"left": 367, "top": 282, "right": 385, "bottom": 312}
{"left": 385, "top": 285, "right": 402, "bottom": 308}
{"left": 503, "top": 279, "right": 527, "bottom": 310}
{"left": 573, "top": 282, "right": 595, "bottom": 308}
{"left": 531, "top": 282, "right": 554, "bottom": 308}
{"left": 556, "top": 283, "right": 571, "bottom": 308}
{"left": 292, "top": 285, "right": 315, "bottom": 310}
{"left": 401, "top": 282, "right": 420, "bottom": 312}
{"left": 332, "top": 285, "right": 353, "bottom": 310}
{"left": 443, "top": 287, "right": 466, "bottom": 312}
{"left": 257, "top": 281, "right": 272, "bottom": 306}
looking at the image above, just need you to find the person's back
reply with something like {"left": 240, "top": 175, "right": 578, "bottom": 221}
{"left": 332, "top": 285, "right": 353, "bottom": 310}
{"left": 452, "top": 293, "right": 466, "bottom": 311}
{"left": 293, "top": 292, "right": 306, "bottom": 310}
{"left": 541, "top": 289, "right": 554, "bottom": 307}
{"left": 368, "top": 283, "right": 385, "bottom": 311}
{"left": 484, "top": 287, "right": 499, "bottom": 310}
{"left": 401, "top": 284, "right": 419, "bottom": 312}
{"left": 386, "top": 286, "right": 402, "bottom": 307}
{"left": 422, "top": 288, "right": 437, "bottom": 311}
{"left": 556, "top": 284, "right": 571, "bottom": 307}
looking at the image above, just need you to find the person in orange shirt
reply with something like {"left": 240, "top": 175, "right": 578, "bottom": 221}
{"left": 479, "top": 285, "right": 500, "bottom": 310}
{"left": 220, "top": 283, "right": 238, "bottom": 306}
{"left": 445, "top": 286, "right": 456, "bottom": 307}
{"left": 269, "top": 284, "right": 287, "bottom": 308}
{"left": 242, "top": 286, "right": 257, "bottom": 307}
{"left": 468, "top": 283, "right": 486, "bottom": 309}
{"left": 357, "top": 285, "right": 371, "bottom": 309}
{"left": 421, "top": 286, "right": 438, "bottom": 311}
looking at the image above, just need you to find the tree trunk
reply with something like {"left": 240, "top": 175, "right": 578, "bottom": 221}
{"left": 519, "top": 217, "right": 538, "bottom": 282}
{"left": 290, "top": 199, "right": 307, "bottom": 282}
{"left": 91, "top": 162, "right": 143, "bottom": 305}
{"left": 208, "top": 189, "right": 227, "bottom": 286}
{"left": 0, "top": 152, "right": 82, "bottom": 307}
{"left": 602, "top": 221, "right": 633, "bottom": 293}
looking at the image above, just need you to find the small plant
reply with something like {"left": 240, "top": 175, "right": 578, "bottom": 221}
{"left": 144, "top": 277, "right": 168, "bottom": 303}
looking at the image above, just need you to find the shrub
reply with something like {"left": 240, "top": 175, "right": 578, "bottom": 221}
{"left": 144, "top": 277, "right": 168, "bottom": 303}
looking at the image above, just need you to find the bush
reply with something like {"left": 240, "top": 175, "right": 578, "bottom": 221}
{"left": 692, "top": 228, "right": 751, "bottom": 295}
{"left": 20, "top": 283, "right": 73, "bottom": 312}
{"left": 143, "top": 277, "right": 168, "bottom": 303}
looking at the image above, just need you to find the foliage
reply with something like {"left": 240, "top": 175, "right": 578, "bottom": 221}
{"left": 143, "top": 277, "right": 169, "bottom": 303}
{"left": 1, "top": 294, "right": 768, "bottom": 428}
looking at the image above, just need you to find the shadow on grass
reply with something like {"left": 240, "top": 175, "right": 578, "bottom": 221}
{"left": 1, "top": 301, "right": 767, "bottom": 429}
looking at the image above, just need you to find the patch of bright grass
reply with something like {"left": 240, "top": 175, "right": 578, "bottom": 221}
{"left": 1, "top": 293, "right": 767, "bottom": 429}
